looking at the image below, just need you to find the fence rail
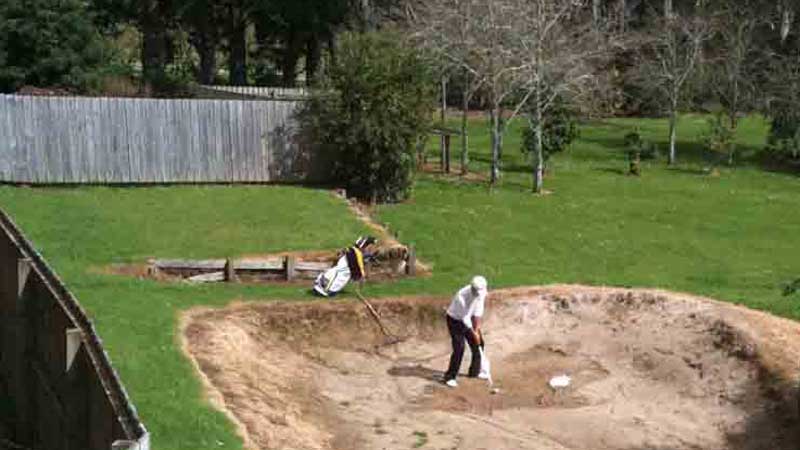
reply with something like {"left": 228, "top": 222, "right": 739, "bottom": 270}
{"left": 0, "top": 208, "right": 148, "bottom": 450}
{"left": 193, "top": 85, "right": 310, "bottom": 101}
{"left": 0, "top": 95, "right": 318, "bottom": 185}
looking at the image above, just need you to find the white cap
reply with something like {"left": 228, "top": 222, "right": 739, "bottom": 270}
{"left": 471, "top": 275, "right": 488, "bottom": 292}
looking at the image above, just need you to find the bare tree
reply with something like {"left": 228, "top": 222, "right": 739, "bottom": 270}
{"left": 414, "top": 0, "right": 614, "bottom": 188}
{"left": 513, "top": 0, "right": 613, "bottom": 193}
{"left": 413, "top": 0, "right": 529, "bottom": 184}
{"left": 708, "top": 0, "right": 763, "bottom": 164}
{"left": 633, "top": 5, "right": 711, "bottom": 165}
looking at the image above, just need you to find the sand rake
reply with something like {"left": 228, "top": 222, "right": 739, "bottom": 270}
{"left": 354, "top": 284, "right": 406, "bottom": 346}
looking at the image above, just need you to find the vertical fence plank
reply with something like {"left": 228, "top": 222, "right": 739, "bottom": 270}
{"left": 0, "top": 95, "right": 8, "bottom": 181}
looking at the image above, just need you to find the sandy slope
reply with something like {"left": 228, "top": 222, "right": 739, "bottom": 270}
{"left": 181, "top": 286, "right": 800, "bottom": 450}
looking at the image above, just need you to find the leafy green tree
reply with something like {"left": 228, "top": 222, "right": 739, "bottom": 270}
{"left": 300, "top": 32, "right": 434, "bottom": 202}
{"left": 0, "top": 0, "right": 108, "bottom": 93}
{"left": 703, "top": 113, "right": 737, "bottom": 165}
{"left": 251, "top": 0, "right": 350, "bottom": 87}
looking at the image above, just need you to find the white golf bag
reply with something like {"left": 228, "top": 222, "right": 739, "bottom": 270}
{"left": 312, "top": 254, "right": 352, "bottom": 297}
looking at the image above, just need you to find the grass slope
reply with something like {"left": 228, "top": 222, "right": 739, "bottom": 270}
{"left": 0, "top": 114, "right": 797, "bottom": 449}
{"left": 0, "top": 186, "right": 371, "bottom": 450}
{"left": 372, "top": 114, "right": 799, "bottom": 316}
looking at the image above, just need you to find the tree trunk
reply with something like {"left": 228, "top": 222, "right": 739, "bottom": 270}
{"left": 497, "top": 119, "right": 504, "bottom": 162}
{"left": 593, "top": 0, "right": 602, "bottom": 27}
{"left": 359, "top": 0, "right": 374, "bottom": 32}
{"left": 664, "top": 0, "right": 673, "bottom": 17}
{"left": 227, "top": 3, "right": 247, "bottom": 85}
{"left": 197, "top": 40, "right": 217, "bottom": 84}
{"left": 460, "top": 71, "right": 469, "bottom": 174}
{"left": 490, "top": 107, "right": 500, "bottom": 185}
{"left": 534, "top": 91, "right": 544, "bottom": 193}
{"left": 305, "top": 34, "right": 322, "bottom": 86}
{"left": 282, "top": 32, "right": 303, "bottom": 87}
{"left": 440, "top": 75, "right": 447, "bottom": 171}
{"left": 668, "top": 103, "right": 678, "bottom": 165}
{"left": 781, "top": 6, "right": 793, "bottom": 42}
{"left": 534, "top": 123, "right": 544, "bottom": 193}
{"left": 729, "top": 113, "right": 738, "bottom": 166}
{"left": 327, "top": 34, "right": 337, "bottom": 68}
{"left": 140, "top": 0, "right": 168, "bottom": 88}
{"left": 190, "top": 17, "right": 217, "bottom": 85}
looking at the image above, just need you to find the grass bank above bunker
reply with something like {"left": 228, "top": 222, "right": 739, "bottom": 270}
{"left": 183, "top": 286, "right": 800, "bottom": 450}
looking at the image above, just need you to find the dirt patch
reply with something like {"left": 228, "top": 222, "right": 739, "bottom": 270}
{"left": 182, "top": 286, "right": 800, "bottom": 450}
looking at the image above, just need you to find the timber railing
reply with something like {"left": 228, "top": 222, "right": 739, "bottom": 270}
{"left": 0, "top": 208, "right": 148, "bottom": 450}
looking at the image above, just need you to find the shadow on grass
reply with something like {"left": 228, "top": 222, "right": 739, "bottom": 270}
{"left": 579, "top": 134, "right": 764, "bottom": 168}
{"left": 594, "top": 167, "right": 628, "bottom": 176}
{"left": 666, "top": 166, "right": 710, "bottom": 176}
{"left": 469, "top": 154, "right": 532, "bottom": 175}
{"left": 760, "top": 160, "right": 800, "bottom": 178}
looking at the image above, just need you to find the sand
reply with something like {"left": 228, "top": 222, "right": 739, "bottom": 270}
{"left": 181, "top": 285, "right": 800, "bottom": 450}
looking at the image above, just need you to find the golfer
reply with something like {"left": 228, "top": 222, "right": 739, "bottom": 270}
{"left": 443, "top": 275, "right": 488, "bottom": 387}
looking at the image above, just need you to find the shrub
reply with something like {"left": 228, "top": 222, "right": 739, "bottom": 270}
{"left": 783, "top": 278, "right": 800, "bottom": 297}
{"left": 299, "top": 32, "right": 434, "bottom": 203}
{"left": 702, "top": 113, "right": 736, "bottom": 166}
{"left": 624, "top": 129, "right": 658, "bottom": 175}
{"left": 520, "top": 97, "right": 579, "bottom": 171}
{"left": 762, "top": 112, "right": 800, "bottom": 166}
{"left": 761, "top": 54, "right": 800, "bottom": 168}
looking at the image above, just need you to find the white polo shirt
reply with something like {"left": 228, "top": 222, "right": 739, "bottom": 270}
{"left": 446, "top": 285, "right": 486, "bottom": 328}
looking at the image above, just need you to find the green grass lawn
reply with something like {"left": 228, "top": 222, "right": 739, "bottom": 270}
{"left": 0, "top": 114, "right": 798, "bottom": 449}
{"left": 0, "top": 186, "right": 372, "bottom": 450}
{"left": 372, "top": 114, "right": 798, "bottom": 310}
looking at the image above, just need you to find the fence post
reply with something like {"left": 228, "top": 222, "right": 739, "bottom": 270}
{"left": 12, "top": 258, "right": 33, "bottom": 442}
{"left": 284, "top": 256, "right": 296, "bottom": 281}
{"left": 224, "top": 258, "right": 237, "bottom": 283}
{"left": 406, "top": 245, "right": 416, "bottom": 276}
{"left": 444, "top": 135, "right": 451, "bottom": 174}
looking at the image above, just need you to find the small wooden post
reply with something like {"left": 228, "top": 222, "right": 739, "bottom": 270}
{"left": 65, "top": 328, "right": 82, "bottom": 372}
{"left": 17, "top": 257, "right": 32, "bottom": 301}
{"left": 224, "top": 258, "right": 237, "bottom": 282}
{"left": 406, "top": 245, "right": 416, "bottom": 276}
{"left": 444, "top": 135, "right": 451, "bottom": 174}
{"left": 284, "top": 256, "right": 296, "bottom": 281}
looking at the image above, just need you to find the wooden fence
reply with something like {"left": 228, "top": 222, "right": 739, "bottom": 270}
{"left": 0, "top": 94, "right": 326, "bottom": 185}
{"left": 192, "top": 85, "right": 310, "bottom": 101}
{"left": 0, "top": 208, "right": 148, "bottom": 450}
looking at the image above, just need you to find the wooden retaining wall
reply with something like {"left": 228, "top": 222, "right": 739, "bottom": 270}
{"left": 0, "top": 208, "right": 148, "bottom": 450}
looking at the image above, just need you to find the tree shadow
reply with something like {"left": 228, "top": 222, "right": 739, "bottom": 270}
{"left": 594, "top": 167, "right": 628, "bottom": 176}
{"left": 760, "top": 160, "right": 800, "bottom": 178}
{"left": 578, "top": 133, "right": 764, "bottom": 167}
{"left": 723, "top": 370, "right": 800, "bottom": 450}
{"left": 387, "top": 364, "right": 443, "bottom": 381}
{"left": 468, "top": 154, "right": 532, "bottom": 175}
{"left": 665, "top": 166, "right": 709, "bottom": 176}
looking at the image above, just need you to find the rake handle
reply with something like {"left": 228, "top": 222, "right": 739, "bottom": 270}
{"left": 354, "top": 285, "right": 395, "bottom": 339}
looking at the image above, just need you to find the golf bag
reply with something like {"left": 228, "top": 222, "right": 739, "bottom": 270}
{"left": 312, "top": 237, "right": 375, "bottom": 297}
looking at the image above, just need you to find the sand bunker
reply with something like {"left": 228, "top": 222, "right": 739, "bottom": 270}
{"left": 182, "top": 286, "right": 800, "bottom": 450}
